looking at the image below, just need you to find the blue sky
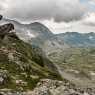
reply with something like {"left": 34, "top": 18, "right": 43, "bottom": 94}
{"left": 80, "top": 0, "right": 95, "bottom": 11}
{"left": 80, "top": 0, "right": 89, "bottom": 3}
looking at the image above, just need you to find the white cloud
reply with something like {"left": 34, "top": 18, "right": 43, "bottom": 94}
{"left": 82, "top": 12, "right": 95, "bottom": 26}
{"left": 0, "top": 0, "right": 87, "bottom": 22}
{"left": 41, "top": 19, "right": 72, "bottom": 34}
{"left": 0, "top": 0, "right": 95, "bottom": 33}
{"left": 42, "top": 12, "right": 95, "bottom": 34}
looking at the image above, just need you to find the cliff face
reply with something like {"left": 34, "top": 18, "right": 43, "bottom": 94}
{"left": 0, "top": 23, "right": 14, "bottom": 39}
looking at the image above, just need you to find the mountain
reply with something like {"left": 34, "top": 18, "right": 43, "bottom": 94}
{"left": 0, "top": 23, "right": 62, "bottom": 92}
{"left": 0, "top": 16, "right": 95, "bottom": 95}
{"left": 1, "top": 16, "right": 95, "bottom": 49}
{"left": 55, "top": 32, "right": 95, "bottom": 47}
{"left": 0, "top": 17, "right": 53, "bottom": 42}
{"left": 0, "top": 16, "right": 66, "bottom": 55}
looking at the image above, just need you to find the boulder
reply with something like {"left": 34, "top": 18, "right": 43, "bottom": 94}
{"left": 0, "top": 71, "right": 9, "bottom": 85}
{"left": 0, "top": 15, "right": 3, "bottom": 20}
{"left": 0, "top": 23, "right": 14, "bottom": 39}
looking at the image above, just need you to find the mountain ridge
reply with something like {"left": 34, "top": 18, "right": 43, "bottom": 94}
{"left": 55, "top": 32, "right": 95, "bottom": 47}
{"left": 0, "top": 22, "right": 62, "bottom": 91}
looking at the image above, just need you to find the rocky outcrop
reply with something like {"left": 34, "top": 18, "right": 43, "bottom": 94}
{"left": 0, "top": 70, "right": 9, "bottom": 85}
{"left": 0, "top": 79, "right": 95, "bottom": 95}
{"left": 24, "top": 79, "right": 95, "bottom": 95}
{"left": 0, "top": 23, "right": 14, "bottom": 39}
{"left": 0, "top": 15, "right": 3, "bottom": 20}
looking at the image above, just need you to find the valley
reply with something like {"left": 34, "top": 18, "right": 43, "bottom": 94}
{"left": 48, "top": 48, "right": 95, "bottom": 88}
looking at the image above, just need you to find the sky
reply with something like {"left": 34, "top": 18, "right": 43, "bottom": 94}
{"left": 0, "top": 0, "right": 95, "bottom": 34}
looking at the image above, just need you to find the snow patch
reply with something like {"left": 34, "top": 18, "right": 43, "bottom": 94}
{"left": 27, "top": 30, "right": 36, "bottom": 38}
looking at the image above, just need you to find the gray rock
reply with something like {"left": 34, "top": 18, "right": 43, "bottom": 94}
{"left": 0, "top": 71, "right": 9, "bottom": 85}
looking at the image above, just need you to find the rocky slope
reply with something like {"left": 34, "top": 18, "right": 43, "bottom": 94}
{"left": 0, "top": 23, "right": 62, "bottom": 93}
{"left": 2, "top": 79, "right": 95, "bottom": 95}
{"left": 25, "top": 79, "right": 95, "bottom": 95}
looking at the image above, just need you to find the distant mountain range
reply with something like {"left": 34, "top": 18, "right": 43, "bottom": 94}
{"left": 55, "top": 32, "right": 95, "bottom": 47}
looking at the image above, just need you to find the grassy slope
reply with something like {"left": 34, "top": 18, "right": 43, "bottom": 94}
{"left": 0, "top": 33, "right": 62, "bottom": 91}
{"left": 48, "top": 47, "right": 95, "bottom": 87}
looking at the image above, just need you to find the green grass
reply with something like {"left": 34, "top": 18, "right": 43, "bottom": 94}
{"left": 49, "top": 47, "right": 95, "bottom": 80}
{"left": 0, "top": 33, "right": 62, "bottom": 91}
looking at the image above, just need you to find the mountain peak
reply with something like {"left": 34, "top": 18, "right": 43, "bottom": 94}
{"left": 29, "top": 22, "right": 52, "bottom": 33}
{"left": 30, "top": 22, "right": 43, "bottom": 26}
{"left": 29, "top": 22, "right": 51, "bottom": 32}
{"left": 0, "top": 23, "right": 14, "bottom": 39}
